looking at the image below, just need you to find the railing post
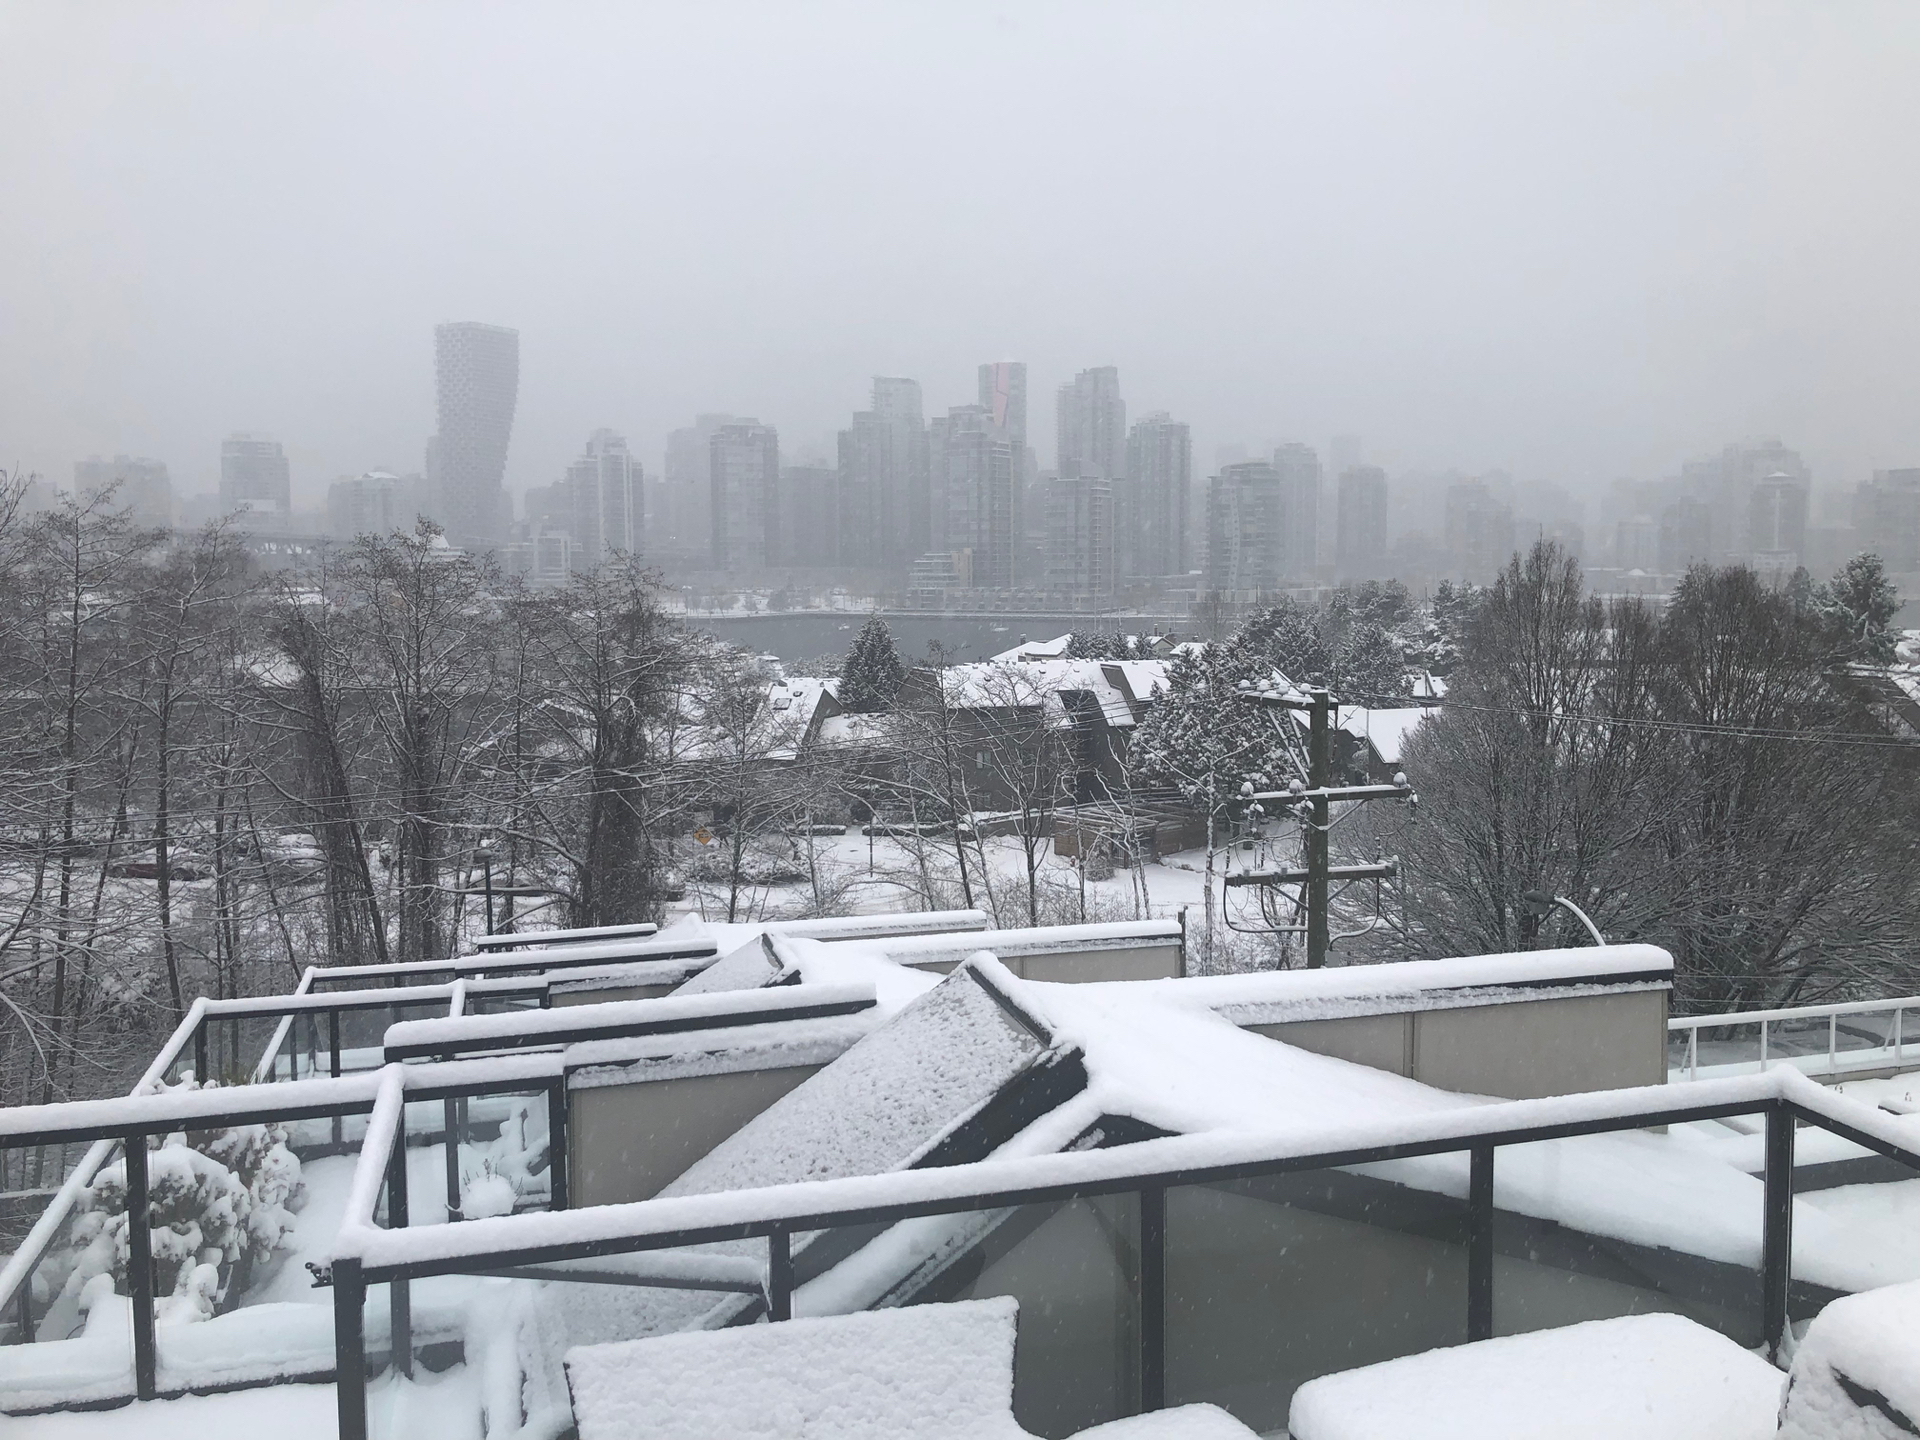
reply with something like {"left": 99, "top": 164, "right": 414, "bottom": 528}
{"left": 1139, "top": 1186, "right": 1166, "bottom": 1414}
{"left": 444, "top": 1095, "right": 463, "bottom": 1221}
{"left": 1688, "top": 1026, "right": 1698, "bottom": 1082}
{"left": 547, "top": 1079, "right": 569, "bottom": 1211}
{"left": 1828, "top": 1015, "right": 1837, "bottom": 1075}
{"left": 14, "top": 1260, "right": 34, "bottom": 1342}
{"left": 125, "top": 1136, "right": 157, "bottom": 1399}
{"left": 193, "top": 1020, "right": 207, "bottom": 1085}
{"left": 767, "top": 1229, "right": 793, "bottom": 1321}
{"left": 386, "top": 1124, "right": 412, "bottom": 1378}
{"left": 329, "top": 1009, "right": 344, "bottom": 1149}
{"left": 333, "top": 1256, "right": 368, "bottom": 1440}
{"left": 1763, "top": 1103, "right": 1795, "bottom": 1362}
{"left": 1759, "top": 1019, "right": 1769, "bottom": 1071}
{"left": 1468, "top": 1143, "right": 1495, "bottom": 1342}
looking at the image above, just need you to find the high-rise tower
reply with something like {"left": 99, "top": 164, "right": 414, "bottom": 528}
{"left": 1055, "top": 366, "right": 1125, "bottom": 480}
{"left": 1122, "top": 412, "right": 1191, "bottom": 579}
{"left": 1335, "top": 466, "right": 1389, "bottom": 580}
{"left": 566, "top": 429, "right": 641, "bottom": 570}
{"left": 836, "top": 378, "right": 928, "bottom": 573}
{"left": 710, "top": 421, "right": 780, "bottom": 571}
{"left": 219, "top": 435, "right": 292, "bottom": 532}
{"left": 932, "top": 404, "right": 1019, "bottom": 590}
{"left": 428, "top": 321, "right": 519, "bottom": 546}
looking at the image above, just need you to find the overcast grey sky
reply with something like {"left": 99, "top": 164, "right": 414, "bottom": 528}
{"left": 3, "top": 2, "right": 1917, "bottom": 508}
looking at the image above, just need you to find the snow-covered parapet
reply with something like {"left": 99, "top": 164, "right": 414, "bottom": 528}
{"left": 1287, "top": 1314, "right": 1782, "bottom": 1439}
{"left": 1778, "top": 1280, "right": 1920, "bottom": 1438}
{"left": 1153, "top": 943, "right": 1673, "bottom": 1026}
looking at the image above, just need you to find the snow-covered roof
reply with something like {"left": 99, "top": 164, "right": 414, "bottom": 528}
{"left": 817, "top": 711, "right": 890, "bottom": 747}
{"left": 935, "top": 659, "right": 1151, "bottom": 730}
{"left": 1107, "top": 660, "right": 1171, "bottom": 705}
{"left": 1340, "top": 705, "right": 1430, "bottom": 766}
{"left": 1779, "top": 1277, "right": 1920, "bottom": 1438}
{"left": 990, "top": 633, "right": 1073, "bottom": 662}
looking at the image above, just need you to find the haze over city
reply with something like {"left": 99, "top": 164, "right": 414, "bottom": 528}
{"left": 5, "top": 2, "right": 1919, "bottom": 509}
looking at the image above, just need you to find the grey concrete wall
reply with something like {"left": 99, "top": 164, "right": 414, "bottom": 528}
{"left": 1250, "top": 988, "right": 1667, "bottom": 1099}
{"left": 900, "top": 942, "right": 1183, "bottom": 984}
{"left": 550, "top": 980, "right": 682, "bottom": 1009}
{"left": 570, "top": 1063, "right": 821, "bottom": 1206}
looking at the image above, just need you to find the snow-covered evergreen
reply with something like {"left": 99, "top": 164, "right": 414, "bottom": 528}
{"left": 838, "top": 616, "right": 905, "bottom": 714}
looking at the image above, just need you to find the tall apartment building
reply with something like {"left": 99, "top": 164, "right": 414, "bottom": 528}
{"left": 1056, "top": 367, "right": 1125, "bottom": 481}
{"left": 1334, "top": 466, "right": 1389, "bottom": 580}
{"left": 566, "top": 429, "right": 641, "bottom": 571}
{"left": 426, "top": 322, "right": 519, "bottom": 547}
{"left": 1747, "top": 471, "right": 1808, "bottom": 566}
{"left": 931, "top": 405, "right": 1019, "bottom": 590}
{"left": 1854, "top": 469, "right": 1920, "bottom": 572}
{"left": 836, "top": 378, "right": 928, "bottom": 572}
{"left": 662, "top": 414, "right": 740, "bottom": 560}
{"left": 710, "top": 421, "right": 780, "bottom": 571}
{"left": 1444, "top": 477, "right": 1516, "bottom": 581}
{"left": 1207, "top": 461, "right": 1284, "bottom": 595}
{"left": 1273, "top": 443, "right": 1322, "bottom": 579}
{"left": 1658, "top": 498, "right": 1713, "bottom": 573}
{"left": 326, "top": 470, "right": 423, "bottom": 540}
{"left": 978, "top": 361, "right": 1028, "bottom": 456}
{"left": 1046, "top": 474, "right": 1114, "bottom": 603}
{"left": 1122, "top": 413, "right": 1191, "bottom": 579}
{"left": 780, "top": 465, "right": 838, "bottom": 567}
{"left": 73, "top": 454, "right": 172, "bottom": 528}
{"left": 219, "top": 434, "right": 292, "bottom": 531}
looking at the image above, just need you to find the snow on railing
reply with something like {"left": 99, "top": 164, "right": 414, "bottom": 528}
{"left": 250, "top": 965, "right": 318, "bottom": 1083}
{"left": 1669, "top": 994, "right": 1920, "bottom": 1082}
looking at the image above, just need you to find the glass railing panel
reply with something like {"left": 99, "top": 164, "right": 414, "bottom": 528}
{"left": 0, "top": 1137, "right": 135, "bottom": 1411}
{"left": 1789, "top": 1114, "right": 1920, "bottom": 1341}
{"left": 1165, "top": 1167, "right": 1470, "bottom": 1436}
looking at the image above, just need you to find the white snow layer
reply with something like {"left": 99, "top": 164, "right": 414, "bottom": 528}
{"left": 564, "top": 1296, "right": 1028, "bottom": 1440}
{"left": 1778, "top": 1278, "right": 1920, "bottom": 1439}
{"left": 563, "top": 1296, "right": 1255, "bottom": 1440}
{"left": 1286, "top": 1314, "right": 1783, "bottom": 1440}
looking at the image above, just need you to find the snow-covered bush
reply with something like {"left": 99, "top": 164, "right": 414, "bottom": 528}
{"left": 51, "top": 1079, "right": 305, "bottom": 1323}
{"left": 459, "top": 1096, "right": 550, "bottom": 1218}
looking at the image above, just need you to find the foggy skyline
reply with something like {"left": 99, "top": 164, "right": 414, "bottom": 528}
{"left": 4, "top": 3, "right": 1918, "bottom": 509}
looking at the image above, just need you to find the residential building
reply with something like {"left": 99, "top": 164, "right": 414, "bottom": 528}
{"left": 779, "top": 464, "right": 838, "bottom": 567}
{"left": 1121, "top": 412, "right": 1191, "bottom": 580}
{"left": 325, "top": 470, "right": 423, "bottom": 540}
{"left": 978, "top": 360, "right": 1028, "bottom": 456}
{"left": 710, "top": 420, "right": 780, "bottom": 571}
{"left": 73, "top": 454, "right": 172, "bottom": 528}
{"left": 1046, "top": 474, "right": 1114, "bottom": 603}
{"left": 1747, "top": 471, "right": 1808, "bottom": 568}
{"left": 218, "top": 434, "right": 292, "bottom": 531}
{"left": 1207, "top": 460, "right": 1284, "bottom": 595}
{"left": 931, "top": 404, "right": 1019, "bottom": 591}
{"left": 566, "top": 429, "right": 641, "bottom": 570}
{"left": 837, "top": 379, "right": 929, "bottom": 573}
{"left": 504, "top": 526, "right": 573, "bottom": 588}
{"left": 426, "top": 321, "right": 519, "bottom": 547}
{"left": 663, "top": 414, "right": 740, "bottom": 561}
{"left": 1658, "top": 498, "right": 1713, "bottom": 573}
{"left": 1444, "top": 477, "right": 1515, "bottom": 581}
{"left": 1854, "top": 468, "right": 1920, "bottom": 572}
{"left": 1334, "top": 466, "right": 1388, "bottom": 580}
{"left": 1273, "top": 443, "right": 1322, "bottom": 579}
{"left": 1055, "top": 366, "right": 1125, "bottom": 481}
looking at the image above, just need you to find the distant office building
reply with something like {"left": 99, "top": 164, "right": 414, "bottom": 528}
{"left": 1658, "top": 498, "right": 1713, "bottom": 573}
{"left": 74, "top": 454, "right": 172, "bottom": 528}
{"left": 781, "top": 465, "right": 838, "bottom": 566}
{"left": 1334, "top": 466, "right": 1389, "bottom": 579}
{"left": 1614, "top": 515, "right": 1660, "bottom": 572}
{"left": 566, "top": 429, "right": 641, "bottom": 571}
{"left": 710, "top": 421, "right": 780, "bottom": 571}
{"left": 1206, "top": 461, "right": 1284, "bottom": 595}
{"left": 504, "top": 527, "right": 573, "bottom": 589}
{"left": 978, "top": 361, "right": 1028, "bottom": 456}
{"left": 1046, "top": 474, "right": 1113, "bottom": 603}
{"left": 1854, "top": 468, "right": 1920, "bottom": 572}
{"left": 662, "top": 414, "right": 738, "bottom": 558}
{"left": 931, "top": 404, "right": 1018, "bottom": 590}
{"left": 837, "top": 378, "right": 928, "bottom": 572}
{"left": 1329, "top": 435, "right": 1364, "bottom": 483}
{"left": 427, "top": 321, "right": 519, "bottom": 547}
{"left": 1273, "top": 443, "right": 1322, "bottom": 579}
{"left": 1747, "top": 471, "right": 1808, "bottom": 566}
{"left": 1688, "top": 439, "right": 1807, "bottom": 564}
{"left": 219, "top": 435, "right": 292, "bottom": 531}
{"left": 1121, "top": 413, "right": 1191, "bottom": 579}
{"left": 1056, "top": 367, "right": 1125, "bottom": 481}
{"left": 1444, "top": 477, "right": 1515, "bottom": 580}
{"left": 326, "top": 470, "right": 423, "bottom": 540}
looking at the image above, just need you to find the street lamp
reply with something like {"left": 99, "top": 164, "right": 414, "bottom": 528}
{"left": 1521, "top": 889, "right": 1605, "bottom": 945}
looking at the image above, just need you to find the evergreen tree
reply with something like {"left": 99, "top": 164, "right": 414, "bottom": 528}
{"left": 838, "top": 614, "right": 905, "bottom": 712}
{"left": 1129, "top": 644, "right": 1298, "bottom": 808}
{"left": 1815, "top": 553, "right": 1900, "bottom": 662}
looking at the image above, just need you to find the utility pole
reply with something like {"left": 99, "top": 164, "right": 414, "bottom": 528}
{"left": 1225, "top": 683, "right": 1414, "bottom": 967}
